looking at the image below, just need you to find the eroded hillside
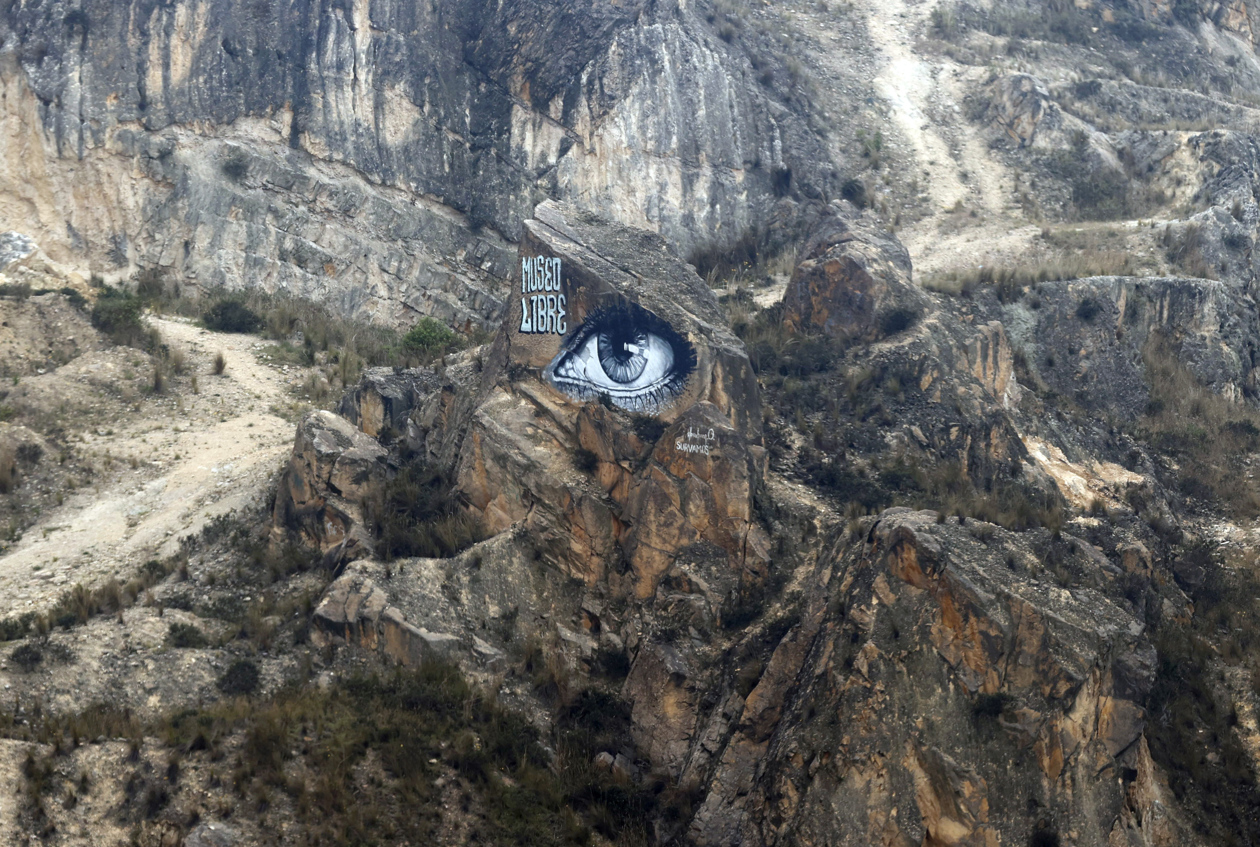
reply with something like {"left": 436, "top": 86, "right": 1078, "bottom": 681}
{"left": 4, "top": 0, "right": 1260, "bottom": 846}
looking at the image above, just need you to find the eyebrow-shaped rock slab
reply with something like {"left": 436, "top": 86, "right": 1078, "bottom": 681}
{"left": 508, "top": 200, "right": 761, "bottom": 442}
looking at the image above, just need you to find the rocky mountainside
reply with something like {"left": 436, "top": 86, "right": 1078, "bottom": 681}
{"left": 6, "top": 0, "right": 1260, "bottom": 846}
{"left": 0, "top": 0, "right": 830, "bottom": 328}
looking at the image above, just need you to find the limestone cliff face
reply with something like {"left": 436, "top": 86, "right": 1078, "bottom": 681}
{"left": 0, "top": 0, "right": 829, "bottom": 326}
{"left": 1002, "top": 275, "right": 1260, "bottom": 418}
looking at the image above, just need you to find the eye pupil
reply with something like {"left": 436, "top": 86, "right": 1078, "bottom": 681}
{"left": 597, "top": 328, "right": 648, "bottom": 383}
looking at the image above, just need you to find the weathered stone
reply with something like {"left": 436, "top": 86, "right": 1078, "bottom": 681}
{"left": 684, "top": 509, "right": 1157, "bottom": 847}
{"left": 450, "top": 202, "right": 768, "bottom": 597}
{"left": 513, "top": 200, "right": 762, "bottom": 439}
{"left": 999, "top": 276, "right": 1260, "bottom": 419}
{"left": 270, "top": 410, "right": 389, "bottom": 559}
{"left": 182, "top": 821, "right": 238, "bottom": 847}
{"left": 312, "top": 571, "right": 466, "bottom": 664}
{"left": 339, "top": 368, "right": 441, "bottom": 439}
{"left": 0, "top": 0, "right": 831, "bottom": 324}
{"left": 782, "top": 211, "right": 931, "bottom": 342}
{"left": 625, "top": 642, "right": 699, "bottom": 776}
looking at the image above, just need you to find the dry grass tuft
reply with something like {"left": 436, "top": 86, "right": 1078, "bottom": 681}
{"left": 1139, "top": 334, "right": 1260, "bottom": 516}
{"left": 921, "top": 251, "right": 1137, "bottom": 298}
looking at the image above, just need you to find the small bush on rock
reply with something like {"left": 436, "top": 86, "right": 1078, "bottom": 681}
{"left": 631, "top": 414, "right": 667, "bottom": 444}
{"left": 217, "top": 659, "right": 260, "bottom": 695}
{"left": 167, "top": 622, "right": 208, "bottom": 649}
{"left": 365, "top": 464, "right": 485, "bottom": 561}
{"left": 573, "top": 448, "right": 599, "bottom": 473}
{"left": 11, "top": 642, "right": 42, "bottom": 673}
{"left": 91, "top": 288, "right": 147, "bottom": 347}
{"left": 402, "top": 317, "right": 457, "bottom": 358}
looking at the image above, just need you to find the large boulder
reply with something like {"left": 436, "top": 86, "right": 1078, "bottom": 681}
{"left": 782, "top": 213, "right": 931, "bottom": 342}
{"left": 510, "top": 200, "right": 761, "bottom": 437}
{"left": 457, "top": 200, "right": 769, "bottom": 599}
{"left": 338, "top": 367, "right": 441, "bottom": 439}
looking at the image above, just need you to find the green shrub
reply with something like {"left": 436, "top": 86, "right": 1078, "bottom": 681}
{"left": 134, "top": 268, "right": 167, "bottom": 303}
{"left": 167, "top": 622, "right": 208, "bottom": 649}
{"left": 1075, "top": 297, "right": 1101, "bottom": 322}
{"left": 221, "top": 149, "right": 249, "bottom": 183}
{"left": 573, "top": 448, "right": 599, "bottom": 473}
{"left": 0, "top": 282, "right": 32, "bottom": 299}
{"left": 0, "top": 613, "right": 36, "bottom": 642}
{"left": 879, "top": 308, "right": 917, "bottom": 337}
{"left": 402, "top": 317, "right": 457, "bottom": 357}
{"left": 365, "top": 464, "right": 486, "bottom": 561}
{"left": 203, "top": 300, "right": 263, "bottom": 334}
{"left": 59, "top": 286, "right": 87, "bottom": 309}
{"left": 631, "top": 414, "right": 667, "bottom": 444}
{"left": 91, "top": 288, "right": 147, "bottom": 347}
{"left": 1029, "top": 826, "right": 1061, "bottom": 847}
{"left": 217, "top": 659, "right": 260, "bottom": 695}
{"left": 841, "top": 177, "right": 868, "bottom": 208}
{"left": 971, "top": 692, "right": 1014, "bottom": 721}
{"left": 11, "top": 642, "right": 42, "bottom": 673}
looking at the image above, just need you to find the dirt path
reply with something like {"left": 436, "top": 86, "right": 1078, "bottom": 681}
{"left": 860, "top": 0, "right": 1019, "bottom": 264}
{"left": 0, "top": 317, "right": 297, "bottom": 616}
{"left": 780, "top": 0, "right": 1027, "bottom": 277}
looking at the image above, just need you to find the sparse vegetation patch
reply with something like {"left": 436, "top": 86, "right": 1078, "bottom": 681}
{"left": 365, "top": 464, "right": 486, "bottom": 561}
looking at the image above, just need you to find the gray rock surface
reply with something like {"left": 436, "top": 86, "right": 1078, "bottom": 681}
{"left": 182, "top": 821, "right": 238, "bottom": 847}
{"left": 0, "top": 0, "right": 831, "bottom": 326}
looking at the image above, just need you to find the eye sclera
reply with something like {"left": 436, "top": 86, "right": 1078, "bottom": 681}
{"left": 543, "top": 302, "right": 697, "bottom": 413}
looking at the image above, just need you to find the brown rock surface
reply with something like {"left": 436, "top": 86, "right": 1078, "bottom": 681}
{"left": 453, "top": 202, "right": 769, "bottom": 597}
{"left": 681, "top": 509, "right": 1162, "bottom": 847}
{"left": 270, "top": 410, "right": 390, "bottom": 560}
{"left": 782, "top": 214, "right": 929, "bottom": 342}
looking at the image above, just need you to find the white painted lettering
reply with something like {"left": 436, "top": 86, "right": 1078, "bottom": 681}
{"left": 519, "top": 297, "right": 532, "bottom": 332}
{"left": 516, "top": 259, "right": 566, "bottom": 335}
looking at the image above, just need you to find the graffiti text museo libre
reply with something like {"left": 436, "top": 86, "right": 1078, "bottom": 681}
{"left": 520, "top": 256, "right": 566, "bottom": 335}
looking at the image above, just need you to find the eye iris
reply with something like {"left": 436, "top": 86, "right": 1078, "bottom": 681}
{"left": 597, "top": 329, "right": 648, "bottom": 384}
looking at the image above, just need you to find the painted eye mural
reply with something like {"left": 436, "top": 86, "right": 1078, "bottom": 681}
{"left": 544, "top": 302, "right": 697, "bottom": 413}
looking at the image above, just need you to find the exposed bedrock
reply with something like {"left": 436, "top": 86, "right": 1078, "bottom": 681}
{"left": 682, "top": 510, "right": 1169, "bottom": 847}
{"left": 0, "top": 0, "right": 832, "bottom": 326}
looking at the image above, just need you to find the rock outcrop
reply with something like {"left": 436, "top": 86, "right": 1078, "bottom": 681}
{"left": 270, "top": 410, "right": 389, "bottom": 560}
{"left": 1000, "top": 275, "right": 1260, "bottom": 418}
{"left": 783, "top": 213, "right": 929, "bottom": 342}
{"left": 272, "top": 198, "right": 1252, "bottom": 847}
{"left": 457, "top": 201, "right": 769, "bottom": 598}
{"left": 678, "top": 510, "right": 1173, "bottom": 847}
{"left": 284, "top": 199, "right": 772, "bottom": 654}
